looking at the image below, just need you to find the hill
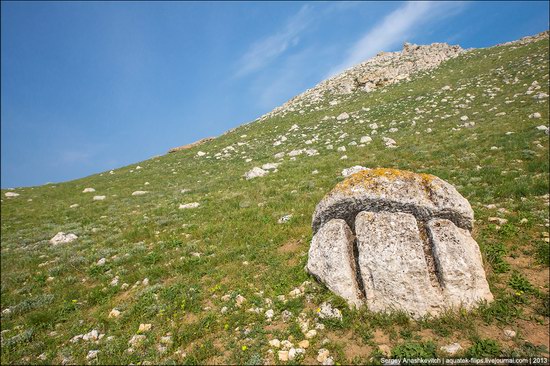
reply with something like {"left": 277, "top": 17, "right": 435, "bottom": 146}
{"left": 1, "top": 32, "right": 549, "bottom": 364}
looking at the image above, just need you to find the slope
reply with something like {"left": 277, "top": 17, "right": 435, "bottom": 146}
{"left": 1, "top": 34, "right": 549, "bottom": 364}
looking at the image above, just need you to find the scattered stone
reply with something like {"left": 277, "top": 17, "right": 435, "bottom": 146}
{"left": 244, "top": 167, "right": 269, "bottom": 180}
{"left": 179, "top": 202, "right": 200, "bottom": 209}
{"left": 305, "top": 329, "right": 317, "bottom": 339}
{"left": 82, "top": 188, "right": 96, "bottom": 193}
{"left": 128, "top": 334, "right": 146, "bottom": 347}
{"left": 109, "top": 309, "right": 121, "bottom": 318}
{"left": 4, "top": 192, "right": 19, "bottom": 198}
{"left": 504, "top": 329, "right": 516, "bottom": 339}
{"left": 441, "top": 343, "right": 463, "bottom": 355}
{"left": 360, "top": 136, "right": 372, "bottom": 144}
{"left": 235, "top": 295, "right": 246, "bottom": 307}
{"left": 269, "top": 339, "right": 281, "bottom": 348}
{"left": 278, "top": 214, "right": 292, "bottom": 224}
{"left": 341, "top": 166, "right": 368, "bottom": 177}
{"left": 50, "top": 232, "right": 78, "bottom": 245}
{"left": 529, "top": 112, "right": 542, "bottom": 119}
{"left": 86, "top": 350, "right": 99, "bottom": 360}
{"left": 278, "top": 350, "right": 289, "bottom": 362}
{"left": 317, "top": 349, "right": 330, "bottom": 363}
{"left": 535, "top": 125, "right": 549, "bottom": 134}
{"left": 488, "top": 217, "right": 508, "bottom": 225}
{"left": 93, "top": 195, "right": 106, "bottom": 201}
{"left": 132, "top": 191, "right": 148, "bottom": 196}
{"left": 265, "top": 309, "right": 274, "bottom": 320}
{"left": 138, "top": 323, "right": 152, "bottom": 333}
{"left": 317, "top": 302, "right": 342, "bottom": 321}
{"left": 70, "top": 204, "right": 79, "bottom": 208}
{"left": 336, "top": 112, "right": 349, "bottom": 121}
{"left": 298, "top": 340, "right": 309, "bottom": 349}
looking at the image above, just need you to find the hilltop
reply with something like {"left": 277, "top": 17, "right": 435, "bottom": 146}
{"left": 1, "top": 32, "right": 549, "bottom": 365}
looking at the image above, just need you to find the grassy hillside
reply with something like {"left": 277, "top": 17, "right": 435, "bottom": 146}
{"left": 1, "top": 37, "right": 549, "bottom": 365}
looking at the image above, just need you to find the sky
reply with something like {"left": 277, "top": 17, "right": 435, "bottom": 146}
{"left": 1, "top": 1, "right": 548, "bottom": 188}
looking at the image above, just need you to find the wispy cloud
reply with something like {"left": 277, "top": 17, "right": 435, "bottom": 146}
{"left": 327, "top": 1, "right": 468, "bottom": 77}
{"left": 235, "top": 5, "right": 312, "bottom": 77}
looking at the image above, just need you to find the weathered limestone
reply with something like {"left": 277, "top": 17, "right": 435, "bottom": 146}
{"left": 306, "top": 219, "right": 363, "bottom": 308}
{"left": 306, "top": 168, "right": 493, "bottom": 318}
{"left": 355, "top": 211, "right": 443, "bottom": 317}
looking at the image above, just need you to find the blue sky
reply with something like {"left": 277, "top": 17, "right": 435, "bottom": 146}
{"left": 1, "top": 1, "right": 548, "bottom": 188}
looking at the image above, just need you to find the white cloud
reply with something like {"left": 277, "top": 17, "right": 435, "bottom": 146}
{"left": 235, "top": 5, "right": 311, "bottom": 77}
{"left": 327, "top": 1, "right": 467, "bottom": 77}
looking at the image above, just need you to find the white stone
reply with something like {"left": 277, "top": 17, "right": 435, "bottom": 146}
{"left": 109, "top": 308, "right": 121, "bottom": 318}
{"left": 138, "top": 323, "right": 152, "bottom": 333}
{"left": 4, "top": 192, "right": 19, "bottom": 197}
{"left": 93, "top": 195, "right": 106, "bottom": 201}
{"left": 336, "top": 112, "right": 349, "bottom": 121}
{"left": 244, "top": 167, "right": 268, "bottom": 180}
{"left": 132, "top": 191, "right": 148, "bottom": 196}
{"left": 50, "top": 232, "right": 78, "bottom": 245}
{"left": 341, "top": 166, "right": 368, "bottom": 177}
{"left": 96, "top": 258, "right": 106, "bottom": 266}
{"left": 86, "top": 350, "right": 99, "bottom": 360}
{"left": 82, "top": 188, "right": 95, "bottom": 193}
{"left": 269, "top": 339, "right": 281, "bottom": 348}
{"left": 441, "top": 343, "right": 463, "bottom": 355}
{"left": 179, "top": 202, "right": 200, "bottom": 209}
{"left": 360, "top": 136, "right": 372, "bottom": 144}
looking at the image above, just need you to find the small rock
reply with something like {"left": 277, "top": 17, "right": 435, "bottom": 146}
{"left": 269, "top": 339, "right": 281, "bottom": 348}
{"left": 132, "top": 191, "right": 148, "bottom": 196}
{"left": 278, "top": 350, "right": 289, "bottom": 362}
{"left": 278, "top": 215, "right": 292, "bottom": 224}
{"left": 317, "top": 348, "right": 330, "bottom": 363}
{"left": 128, "top": 334, "right": 146, "bottom": 347}
{"left": 86, "top": 350, "right": 99, "bottom": 360}
{"left": 488, "top": 217, "right": 508, "bottom": 225}
{"left": 244, "top": 167, "right": 269, "bottom": 180}
{"left": 441, "top": 343, "right": 462, "bottom": 355}
{"left": 529, "top": 112, "right": 542, "bottom": 119}
{"left": 96, "top": 258, "right": 106, "bottom": 266}
{"left": 108, "top": 309, "right": 121, "bottom": 318}
{"left": 235, "top": 295, "right": 246, "bottom": 307}
{"left": 265, "top": 309, "right": 274, "bottom": 320}
{"left": 49, "top": 232, "right": 78, "bottom": 245}
{"left": 298, "top": 340, "right": 309, "bottom": 349}
{"left": 4, "top": 192, "right": 19, "bottom": 198}
{"left": 504, "top": 329, "right": 516, "bottom": 339}
{"left": 179, "top": 202, "right": 200, "bottom": 209}
{"left": 360, "top": 136, "right": 372, "bottom": 144}
{"left": 336, "top": 112, "right": 349, "bottom": 121}
{"left": 305, "top": 329, "right": 317, "bottom": 339}
{"left": 82, "top": 188, "right": 96, "bottom": 193}
{"left": 341, "top": 166, "right": 368, "bottom": 177}
{"left": 138, "top": 323, "right": 152, "bottom": 333}
{"left": 93, "top": 195, "right": 106, "bottom": 201}
{"left": 70, "top": 204, "right": 79, "bottom": 208}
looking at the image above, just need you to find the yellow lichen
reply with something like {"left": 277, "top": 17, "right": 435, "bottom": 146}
{"left": 330, "top": 168, "right": 437, "bottom": 196}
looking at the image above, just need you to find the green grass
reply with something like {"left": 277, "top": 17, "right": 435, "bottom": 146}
{"left": 1, "top": 36, "right": 549, "bottom": 364}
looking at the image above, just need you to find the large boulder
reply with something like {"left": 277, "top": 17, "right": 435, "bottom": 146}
{"left": 306, "top": 168, "right": 493, "bottom": 318}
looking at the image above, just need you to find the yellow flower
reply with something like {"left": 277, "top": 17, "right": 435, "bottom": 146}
{"left": 241, "top": 345, "right": 248, "bottom": 351}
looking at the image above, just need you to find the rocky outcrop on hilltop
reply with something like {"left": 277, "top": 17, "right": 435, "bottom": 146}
{"left": 262, "top": 42, "right": 463, "bottom": 120}
{"left": 306, "top": 168, "right": 493, "bottom": 318}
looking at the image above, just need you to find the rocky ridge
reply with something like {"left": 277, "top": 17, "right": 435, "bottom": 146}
{"left": 261, "top": 42, "right": 463, "bottom": 120}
